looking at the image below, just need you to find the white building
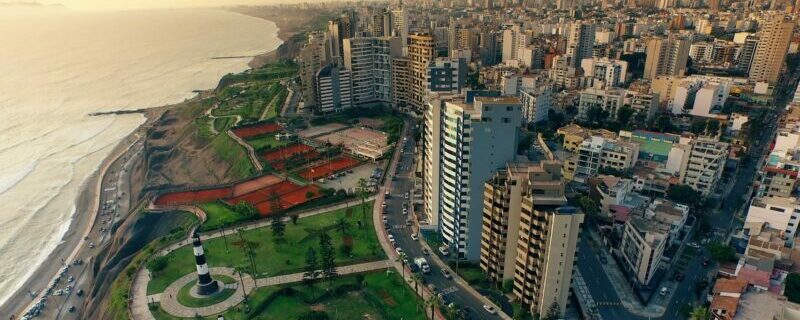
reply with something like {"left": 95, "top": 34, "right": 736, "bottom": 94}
{"left": 580, "top": 57, "right": 628, "bottom": 88}
{"left": 680, "top": 137, "right": 729, "bottom": 197}
{"left": 423, "top": 95, "right": 523, "bottom": 260}
{"left": 745, "top": 197, "right": 800, "bottom": 241}
{"left": 566, "top": 22, "right": 596, "bottom": 68}
{"left": 670, "top": 77, "right": 731, "bottom": 117}
{"left": 519, "top": 86, "right": 553, "bottom": 124}
{"left": 315, "top": 64, "right": 353, "bottom": 113}
{"left": 342, "top": 37, "right": 402, "bottom": 106}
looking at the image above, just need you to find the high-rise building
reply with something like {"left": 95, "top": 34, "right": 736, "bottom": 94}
{"left": 480, "top": 161, "right": 583, "bottom": 318}
{"left": 427, "top": 57, "right": 467, "bottom": 94}
{"left": 391, "top": 57, "right": 412, "bottom": 110}
{"left": 566, "top": 22, "right": 596, "bottom": 68}
{"left": 643, "top": 36, "right": 690, "bottom": 80}
{"left": 423, "top": 96, "right": 523, "bottom": 260}
{"left": 749, "top": 15, "right": 793, "bottom": 85}
{"left": 342, "top": 37, "right": 402, "bottom": 106}
{"left": 502, "top": 25, "right": 527, "bottom": 63}
{"left": 390, "top": 8, "right": 409, "bottom": 43}
{"left": 408, "top": 33, "right": 437, "bottom": 112}
{"left": 299, "top": 32, "right": 329, "bottom": 112}
{"left": 736, "top": 35, "right": 759, "bottom": 74}
{"left": 580, "top": 57, "right": 628, "bottom": 87}
{"left": 315, "top": 64, "right": 353, "bottom": 113}
{"left": 679, "top": 137, "right": 729, "bottom": 197}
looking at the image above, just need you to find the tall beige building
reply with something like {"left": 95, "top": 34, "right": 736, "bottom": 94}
{"left": 643, "top": 36, "right": 690, "bottom": 80}
{"left": 298, "top": 32, "right": 329, "bottom": 112}
{"left": 408, "top": 33, "right": 436, "bottom": 112}
{"left": 480, "top": 161, "right": 584, "bottom": 317}
{"left": 749, "top": 16, "right": 794, "bottom": 85}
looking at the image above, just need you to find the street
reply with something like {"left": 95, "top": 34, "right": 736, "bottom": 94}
{"left": 382, "top": 119, "right": 501, "bottom": 319}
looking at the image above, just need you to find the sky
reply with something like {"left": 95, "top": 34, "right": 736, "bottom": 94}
{"left": 36, "top": 0, "right": 350, "bottom": 11}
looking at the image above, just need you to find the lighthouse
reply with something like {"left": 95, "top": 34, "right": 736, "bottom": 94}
{"left": 192, "top": 232, "right": 219, "bottom": 295}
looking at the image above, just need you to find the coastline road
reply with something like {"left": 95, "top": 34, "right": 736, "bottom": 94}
{"left": 3, "top": 132, "right": 144, "bottom": 319}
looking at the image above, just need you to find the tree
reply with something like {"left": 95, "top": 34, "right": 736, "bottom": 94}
{"left": 305, "top": 190, "right": 316, "bottom": 200}
{"left": 543, "top": 301, "right": 560, "bottom": 320}
{"left": 319, "top": 232, "right": 337, "bottom": 283}
{"left": 234, "top": 201, "right": 256, "bottom": 217}
{"left": 689, "top": 306, "right": 711, "bottom": 320}
{"left": 339, "top": 242, "right": 353, "bottom": 256}
{"left": 708, "top": 241, "right": 736, "bottom": 263}
{"left": 616, "top": 105, "right": 635, "bottom": 129}
{"left": 706, "top": 120, "right": 721, "bottom": 136}
{"left": 667, "top": 184, "right": 702, "bottom": 207}
{"left": 357, "top": 178, "right": 370, "bottom": 223}
{"left": 291, "top": 214, "right": 299, "bottom": 225}
{"left": 586, "top": 106, "right": 609, "bottom": 127}
{"left": 269, "top": 191, "right": 281, "bottom": 215}
{"left": 425, "top": 294, "right": 442, "bottom": 319}
{"left": 398, "top": 252, "right": 408, "bottom": 278}
{"left": 146, "top": 256, "right": 169, "bottom": 275}
{"left": 654, "top": 115, "right": 678, "bottom": 133}
{"left": 298, "top": 310, "right": 329, "bottom": 320}
{"left": 577, "top": 196, "right": 599, "bottom": 217}
{"left": 335, "top": 216, "right": 350, "bottom": 235}
{"left": 412, "top": 273, "right": 424, "bottom": 311}
{"left": 785, "top": 273, "right": 800, "bottom": 303}
{"left": 271, "top": 215, "right": 286, "bottom": 242}
{"left": 303, "top": 247, "right": 318, "bottom": 298}
{"left": 502, "top": 279, "right": 514, "bottom": 294}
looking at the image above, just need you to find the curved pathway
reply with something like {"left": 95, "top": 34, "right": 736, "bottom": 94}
{"left": 158, "top": 267, "right": 255, "bottom": 318}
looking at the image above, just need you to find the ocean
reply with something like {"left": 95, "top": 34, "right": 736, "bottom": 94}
{"left": 0, "top": 7, "right": 281, "bottom": 306}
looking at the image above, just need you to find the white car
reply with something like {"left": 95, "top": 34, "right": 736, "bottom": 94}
{"left": 483, "top": 305, "right": 497, "bottom": 314}
{"left": 395, "top": 247, "right": 404, "bottom": 256}
{"left": 383, "top": 217, "right": 388, "bottom": 223}
{"left": 411, "top": 233, "right": 418, "bottom": 241}
{"left": 387, "top": 234, "right": 395, "bottom": 243}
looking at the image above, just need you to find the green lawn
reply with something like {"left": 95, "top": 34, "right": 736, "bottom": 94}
{"left": 210, "top": 133, "right": 256, "bottom": 180}
{"left": 213, "top": 116, "right": 236, "bottom": 133}
{"left": 151, "top": 271, "right": 426, "bottom": 320}
{"left": 198, "top": 202, "right": 255, "bottom": 232}
{"left": 177, "top": 275, "right": 237, "bottom": 308}
{"left": 147, "top": 202, "right": 382, "bottom": 295}
{"left": 246, "top": 134, "right": 288, "bottom": 151}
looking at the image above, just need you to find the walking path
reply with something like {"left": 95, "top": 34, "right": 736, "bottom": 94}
{"left": 226, "top": 129, "right": 264, "bottom": 172}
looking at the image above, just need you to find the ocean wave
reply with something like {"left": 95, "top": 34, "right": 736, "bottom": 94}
{"left": 0, "top": 161, "right": 37, "bottom": 196}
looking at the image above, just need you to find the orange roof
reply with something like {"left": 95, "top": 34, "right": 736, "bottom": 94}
{"left": 710, "top": 296, "right": 740, "bottom": 316}
{"left": 713, "top": 278, "right": 748, "bottom": 294}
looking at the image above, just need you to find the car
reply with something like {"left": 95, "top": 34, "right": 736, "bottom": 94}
{"left": 483, "top": 305, "right": 497, "bottom": 314}
{"left": 383, "top": 217, "right": 389, "bottom": 223}
{"left": 703, "top": 259, "right": 710, "bottom": 267}
{"left": 599, "top": 255, "right": 608, "bottom": 264}
{"left": 402, "top": 207, "right": 408, "bottom": 214}
{"left": 385, "top": 191, "right": 390, "bottom": 197}
{"left": 411, "top": 233, "right": 418, "bottom": 241}
{"left": 438, "top": 246, "right": 450, "bottom": 256}
{"left": 427, "top": 283, "right": 437, "bottom": 293}
{"left": 395, "top": 247, "right": 404, "bottom": 255}
{"left": 422, "top": 248, "right": 430, "bottom": 255}
{"left": 88, "top": 243, "right": 95, "bottom": 249}
{"left": 387, "top": 234, "right": 395, "bottom": 242}
{"left": 405, "top": 219, "right": 412, "bottom": 226}
{"left": 442, "top": 269, "right": 452, "bottom": 279}
{"left": 76, "top": 289, "right": 84, "bottom": 297}
{"left": 659, "top": 287, "right": 669, "bottom": 296}
{"left": 68, "top": 306, "right": 76, "bottom": 313}
{"left": 384, "top": 223, "right": 390, "bottom": 230}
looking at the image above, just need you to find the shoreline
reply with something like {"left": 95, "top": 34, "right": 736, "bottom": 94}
{"left": 0, "top": 9, "right": 289, "bottom": 317}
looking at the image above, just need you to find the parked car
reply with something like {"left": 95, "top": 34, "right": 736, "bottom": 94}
{"left": 659, "top": 287, "right": 669, "bottom": 296}
{"left": 422, "top": 248, "right": 430, "bottom": 255}
{"left": 483, "top": 305, "right": 497, "bottom": 314}
{"left": 441, "top": 269, "right": 452, "bottom": 279}
{"left": 395, "top": 247, "right": 404, "bottom": 256}
{"left": 411, "top": 233, "right": 418, "bottom": 241}
{"left": 438, "top": 246, "right": 449, "bottom": 256}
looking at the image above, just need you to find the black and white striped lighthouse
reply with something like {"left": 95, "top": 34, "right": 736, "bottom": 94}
{"left": 192, "top": 232, "right": 219, "bottom": 295}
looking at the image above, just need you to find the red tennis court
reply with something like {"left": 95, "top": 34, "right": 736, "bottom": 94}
{"left": 280, "top": 185, "right": 322, "bottom": 207}
{"left": 232, "top": 174, "right": 282, "bottom": 197}
{"left": 232, "top": 122, "right": 283, "bottom": 139}
{"left": 262, "top": 144, "right": 316, "bottom": 162}
{"left": 154, "top": 187, "right": 232, "bottom": 206}
{"left": 227, "top": 181, "right": 303, "bottom": 206}
{"left": 299, "top": 156, "right": 360, "bottom": 180}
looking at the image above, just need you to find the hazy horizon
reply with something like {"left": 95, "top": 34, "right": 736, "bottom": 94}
{"left": 30, "top": 0, "right": 366, "bottom": 11}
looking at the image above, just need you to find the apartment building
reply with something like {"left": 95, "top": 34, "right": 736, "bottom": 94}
{"left": 580, "top": 57, "right": 628, "bottom": 88}
{"left": 556, "top": 124, "right": 616, "bottom": 153}
{"left": 566, "top": 22, "right": 596, "bottom": 68}
{"left": 643, "top": 36, "right": 690, "bottom": 80}
{"left": 391, "top": 57, "right": 412, "bottom": 110}
{"left": 427, "top": 57, "right": 467, "bottom": 94}
{"left": 680, "top": 137, "right": 729, "bottom": 197}
{"left": 315, "top": 64, "right": 353, "bottom": 113}
{"left": 423, "top": 95, "right": 523, "bottom": 260}
{"left": 519, "top": 86, "right": 553, "bottom": 124}
{"left": 745, "top": 197, "right": 800, "bottom": 241}
{"left": 749, "top": 15, "right": 793, "bottom": 85}
{"left": 480, "top": 161, "right": 566, "bottom": 283}
{"left": 408, "top": 33, "right": 436, "bottom": 112}
{"left": 574, "top": 136, "right": 640, "bottom": 183}
{"left": 620, "top": 215, "right": 669, "bottom": 284}
{"left": 342, "top": 37, "right": 402, "bottom": 106}
{"left": 298, "top": 32, "right": 329, "bottom": 112}
{"left": 514, "top": 205, "right": 583, "bottom": 318}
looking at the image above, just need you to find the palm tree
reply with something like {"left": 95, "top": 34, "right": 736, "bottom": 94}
{"left": 397, "top": 252, "right": 408, "bottom": 278}
{"left": 690, "top": 306, "right": 711, "bottom": 320}
{"left": 357, "top": 178, "right": 369, "bottom": 223}
{"left": 425, "top": 294, "right": 442, "bottom": 319}
{"left": 335, "top": 216, "right": 350, "bottom": 235}
{"left": 412, "top": 273, "right": 424, "bottom": 311}
{"left": 234, "top": 265, "right": 249, "bottom": 302}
